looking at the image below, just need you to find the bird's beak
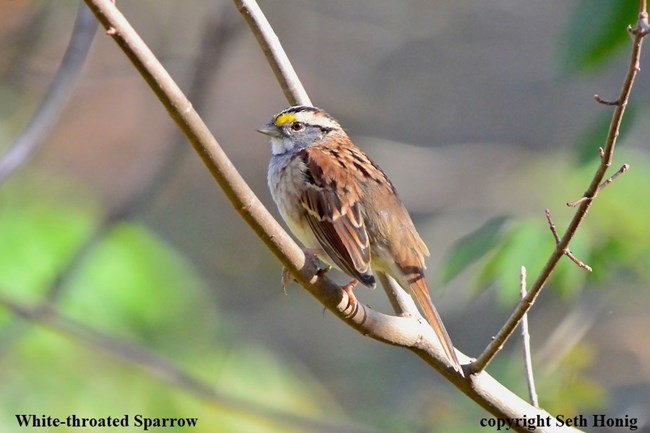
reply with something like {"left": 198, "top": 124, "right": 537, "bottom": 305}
{"left": 257, "top": 123, "right": 281, "bottom": 138}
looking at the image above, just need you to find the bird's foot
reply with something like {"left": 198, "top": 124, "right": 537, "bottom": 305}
{"left": 341, "top": 280, "right": 359, "bottom": 316}
{"left": 280, "top": 267, "right": 292, "bottom": 294}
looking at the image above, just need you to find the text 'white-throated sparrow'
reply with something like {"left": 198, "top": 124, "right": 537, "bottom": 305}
{"left": 259, "top": 105, "right": 461, "bottom": 372}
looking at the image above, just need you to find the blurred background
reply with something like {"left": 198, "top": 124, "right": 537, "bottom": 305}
{"left": 1, "top": 0, "right": 649, "bottom": 431}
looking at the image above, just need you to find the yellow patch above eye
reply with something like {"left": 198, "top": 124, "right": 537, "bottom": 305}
{"left": 274, "top": 113, "right": 297, "bottom": 127}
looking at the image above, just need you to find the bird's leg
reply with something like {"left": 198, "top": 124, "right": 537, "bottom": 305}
{"left": 303, "top": 248, "right": 332, "bottom": 276}
{"left": 341, "top": 280, "right": 359, "bottom": 315}
{"left": 280, "top": 248, "right": 330, "bottom": 293}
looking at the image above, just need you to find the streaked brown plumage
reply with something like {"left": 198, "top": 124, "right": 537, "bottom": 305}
{"left": 260, "top": 105, "right": 461, "bottom": 372}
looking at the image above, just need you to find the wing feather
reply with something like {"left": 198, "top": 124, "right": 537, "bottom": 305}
{"left": 299, "top": 148, "right": 375, "bottom": 287}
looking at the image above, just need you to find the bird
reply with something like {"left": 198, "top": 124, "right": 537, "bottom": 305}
{"left": 258, "top": 105, "right": 461, "bottom": 372}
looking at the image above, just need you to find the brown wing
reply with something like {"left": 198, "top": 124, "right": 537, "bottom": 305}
{"left": 352, "top": 148, "right": 460, "bottom": 371}
{"left": 299, "top": 147, "right": 376, "bottom": 287}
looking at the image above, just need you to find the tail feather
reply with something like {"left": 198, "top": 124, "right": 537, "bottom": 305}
{"left": 410, "top": 278, "right": 462, "bottom": 374}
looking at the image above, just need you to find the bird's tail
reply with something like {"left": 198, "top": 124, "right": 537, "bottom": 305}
{"left": 410, "top": 277, "right": 462, "bottom": 374}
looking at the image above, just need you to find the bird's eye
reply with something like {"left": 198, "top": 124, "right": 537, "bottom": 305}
{"left": 290, "top": 122, "right": 305, "bottom": 132}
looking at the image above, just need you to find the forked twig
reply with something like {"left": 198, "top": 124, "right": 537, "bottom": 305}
{"left": 471, "top": 3, "right": 648, "bottom": 374}
{"left": 567, "top": 164, "right": 630, "bottom": 207}
{"left": 599, "top": 163, "right": 630, "bottom": 190}
{"left": 545, "top": 210, "right": 592, "bottom": 272}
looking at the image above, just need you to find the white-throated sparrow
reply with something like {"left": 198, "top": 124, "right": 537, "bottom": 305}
{"left": 259, "top": 105, "right": 461, "bottom": 372}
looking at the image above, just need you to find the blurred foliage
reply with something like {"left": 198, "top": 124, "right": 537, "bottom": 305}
{"left": 574, "top": 103, "right": 637, "bottom": 166}
{"left": 64, "top": 222, "right": 203, "bottom": 338}
{"left": 537, "top": 343, "right": 606, "bottom": 414}
{"left": 0, "top": 178, "right": 99, "bottom": 306}
{"left": 475, "top": 218, "right": 585, "bottom": 303}
{"left": 439, "top": 216, "right": 510, "bottom": 286}
{"left": 440, "top": 148, "right": 650, "bottom": 303}
{"left": 0, "top": 178, "right": 343, "bottom": 432}
{"left": 441, "top": 0, "right": 650, "bottom": 303}
{"left": 560, "top": 0, "right": 638, "bottom": 73}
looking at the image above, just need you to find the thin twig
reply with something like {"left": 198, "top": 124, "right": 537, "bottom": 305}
{"left": 597, "top": 163, "right": 630, "bottom": 191}
{"left": 519, "top": 267, "right": 538, "bottom": 407}
{"left": 565, "top": 196, "right": 589, "bottom": 208}
{"left": 545, "top": 209, "right": 561, "bottom": 244}
{"left": 0, "top": 294, "right": 383, "bottom": 433}
{"left": 471, "top": 4, "right": 648, "bottom": 374}
{"left": 594, "top": 94, "right": 620, "bottom": 106}
{"left": 544, "top": 210, "right": 592, "bottom": 272}
{"left": 232, "top": 0, "right": 311, "bottom": 106}
{"left": 0, "top": 2, "right": 97, "bottom": 184}
{"left": 564, "top": 251, "right": 592, "bottom": 272}
{"left": 566, "top": 164, "right": 630, "bottom": 207}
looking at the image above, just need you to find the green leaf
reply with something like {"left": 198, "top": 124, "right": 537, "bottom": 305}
{"left": 477, "top": 221, "right": 553, "bottom": 304}
{"left": 0, "top": 194, "right": 96, "bottom": 301}
{"left": 560, "top": 0, "right": 637, "bottom": 73}
{"left": 439, "top": 216, "right": 510, "bottom": 285}
{"left": 64, "top": 223, "right": 204, "bottom": 337}
{"left": 575, "top": 103, "right": 636, "bottom": 165}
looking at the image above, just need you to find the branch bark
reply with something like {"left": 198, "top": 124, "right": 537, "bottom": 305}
{"left": 232, "top": 0, "right": 311, "bottom": 106}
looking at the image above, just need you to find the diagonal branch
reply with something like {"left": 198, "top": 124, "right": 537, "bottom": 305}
{"left": 232, "top": 0, "right": 311, "bottom": 106}
{"left": 471, "top": 4, "right": 648, "bottom": 374}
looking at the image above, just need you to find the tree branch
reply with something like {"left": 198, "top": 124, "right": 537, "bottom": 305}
{"left": 0, "top": 294, "right": 382, "bottom": 433}
{"left": 232, "top": 0, "right": 311, "bottom": 106}
{"left": 374, "top": 273, "right": 420, "bottom": 318}
{"left": 471, "top": 4, "right": 648, "bottom": 374}
{"left": 0, "top": 4, "right": 242, "bottom": 358}
{"left": 0, "top": 1, "right": 97, "bottom": 184}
